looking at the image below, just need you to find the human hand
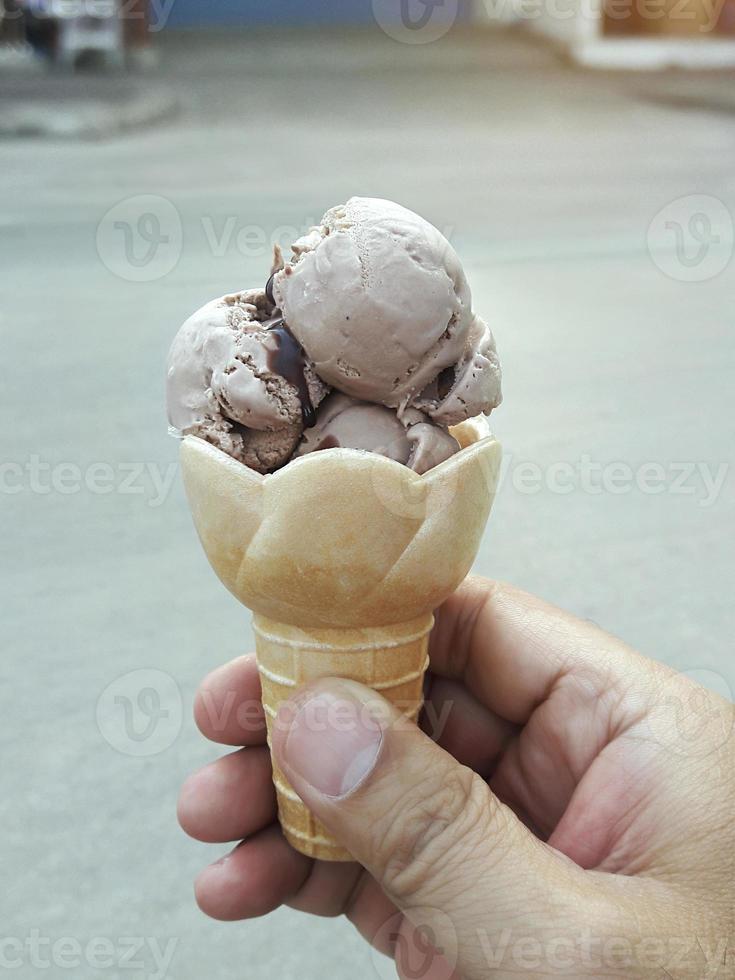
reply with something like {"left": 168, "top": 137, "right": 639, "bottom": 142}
{"left": 178, "top": 578, "right": 734, "bottom": 978}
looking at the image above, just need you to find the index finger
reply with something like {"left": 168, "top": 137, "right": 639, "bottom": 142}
{"left": 194, "top": 653, "right": 267, "bottom": 745}
{"left": 429, "top": 577, "right": 648, "bottom": 725}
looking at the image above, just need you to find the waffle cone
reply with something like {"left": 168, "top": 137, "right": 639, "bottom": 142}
{"left": 180, "top": 416, "right": 502, "bottom": 861}
{"left": 254, "top": 614, "right": 432, "bottom": 861}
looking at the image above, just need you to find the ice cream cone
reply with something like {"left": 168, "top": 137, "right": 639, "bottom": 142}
{"left": 254, "top": 614, "right": 432, "bottom": 860}
{"left": 180, "top": 416, "right": 501, "bottom": 860}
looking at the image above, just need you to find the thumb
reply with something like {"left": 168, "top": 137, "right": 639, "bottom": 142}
{"left": 272, "top": 678, "right": 585, "bottom": 970}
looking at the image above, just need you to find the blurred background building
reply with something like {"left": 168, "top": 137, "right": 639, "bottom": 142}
{"left": 1, "top": 0, "right": 734, "bottom": 73}
{"left": 0, "top": 0, "right": 152, "bottom": 67}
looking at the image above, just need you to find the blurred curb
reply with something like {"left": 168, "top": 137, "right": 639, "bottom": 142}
{"left": 636, "top": 75, "right": 735, "bottom": 116}
{"left": 0, "top": 43, "right": 40, "bottom": 72}
{"left": 0, "top": 74, "right": 178, "bottom": 140}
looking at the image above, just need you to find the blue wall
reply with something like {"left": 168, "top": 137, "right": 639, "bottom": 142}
{"left": 163, "top": 0, "right": 468, "bottom": 28}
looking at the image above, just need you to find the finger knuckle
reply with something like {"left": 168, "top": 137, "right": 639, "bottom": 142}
{"left": 377, "top": 766, "right": 494, "bottom": 903}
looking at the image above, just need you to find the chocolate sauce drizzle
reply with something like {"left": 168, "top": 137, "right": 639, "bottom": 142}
{"left": 264, "top": 272, "right": 276, "bottom": 306}
{"left": 263, "top": 313, "right": 316, "bottom": 428}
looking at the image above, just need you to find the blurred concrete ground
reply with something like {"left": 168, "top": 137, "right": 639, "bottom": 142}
{"left": 1, "top": 26, "right": 734, "bottom": 980}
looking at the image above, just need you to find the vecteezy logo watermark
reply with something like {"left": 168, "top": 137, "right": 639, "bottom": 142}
{"left": 0, "top": 930, "right": 178, "bottom": 979}
{"left": 96, "top": 669, "right": 183, "bottom": 756}
{"left": 646, "top": 666, "right": 734, "bottom": 760}
{"left": 647, "top": 195, "right": 734, "bottom": 283}
{"left": 371, "top": 0, "right": 461, "bottom": 44}
{"left": 369, "top": 907, "right": 458, "bottom": 979}
{"left": 96, "top": 195, "right": 183, "bottom": 283}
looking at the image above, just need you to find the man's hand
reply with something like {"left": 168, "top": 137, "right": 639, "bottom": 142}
{"left": 178, "top": 579, "right": 734, "bottom": 978}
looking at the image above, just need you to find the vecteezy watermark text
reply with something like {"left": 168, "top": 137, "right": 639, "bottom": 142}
{"left": 0, "top": 930, "right": 177, "bottom": 979}
{"left": 369, "top": 915, "right": 733, "bottom": 978}
{"left": 95, "top": 194, "right": 457, "bottom": 282}
{"left": 2, "top": 454, "right": 727, "bottom": 508}
{"left": 196, "top": 688, "right": 453, "bottom": 743}
{"left": 485, "top": 0, "right": 730, "bottom": 30}
{"left": 0, "top": 457, "right": 177, "bottom": 508}
{"left": 474, "top": 926, "right": 731, "bottom": 975}
{"left": 497, "top": 454, "right": 729, "bottom": 508}
{"left": 6, "top": 0, "right": 176, "bottom": 33}
{"left": 370, "top": 0, "right": 729, "bottom": 44}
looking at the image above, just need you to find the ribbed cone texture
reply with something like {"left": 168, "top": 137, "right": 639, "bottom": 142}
{"left": 254, "top": 613, "right": 433, "bottom": 861}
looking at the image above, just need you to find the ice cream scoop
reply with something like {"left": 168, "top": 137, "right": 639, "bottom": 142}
{"left": 166, "top": 198, "right": 502, "bottom": 478}
{"left": 166, "top": 288, "right": 328, "bottom": 472}
{"left": 272, "top": 197, "right": 502, "bottom": 419}
{"left": 412, "top": 314, "right": 501, "bottom": 426}
{"left": 295, "top": 393, "right": 458, "bottom": 474}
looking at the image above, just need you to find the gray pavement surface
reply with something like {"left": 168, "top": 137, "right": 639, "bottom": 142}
{"left": 2, "top": 25, "right": 734, "bottom": 980}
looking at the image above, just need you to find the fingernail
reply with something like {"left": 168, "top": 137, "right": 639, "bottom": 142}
{"left": 277, "top": 683, "right": 383, "bottom": 798}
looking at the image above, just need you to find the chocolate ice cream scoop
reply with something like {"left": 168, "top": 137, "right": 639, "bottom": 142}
{"left": 166, "top": 288, "right": 328, "bottom": 473}
{"left": 295, "top": 393, "right": 458, "bottom": 475}
{"left": 412, "top": 314, "right": 501, "bottom": 426}
{"left": 272, "top": 197, "right": 501, "bottom": 416}
{"left": 166, "top": 198, "right": 501, "bottom": 478}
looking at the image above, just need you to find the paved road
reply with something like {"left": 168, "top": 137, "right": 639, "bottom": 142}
{"left": 1, "top": 27, "right": 733, "bottom": 980}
